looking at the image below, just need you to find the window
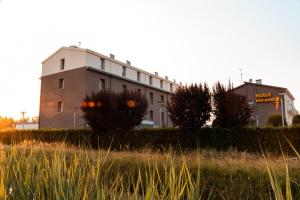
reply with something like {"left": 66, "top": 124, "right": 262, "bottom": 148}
{"left": 58, "top": 78, "right": 64, "bottom": 89}
{"left": 100, "top": 58, "right": 105, "bottom": 70}
{"left": 149, "top": 76, "right": 153, "bottom": 85}
{"left": 122, "top": 66, "right": 126, "bottom": 77}
{"left": 150, "top": 92, "right": 153, "bottom": 105}
{"left": 170, "top": 84, "right": 173, "bottom": 92}
{"left": 137, "top": 89, "right": 141, "bottom": 95}
{"left": 160, "top": 80, "right": 163, "bottom": 89}
{"left": 150, "top": 110, "right": 154, "bottom": 121}
{"left": 57, "top": 101, "right": 63, "bottom": 113}
{"left": 122, "top": 84, "right": 127, "bottom": 91}
{"left": 137, "top": 71, "right": 141, "bottom": 81}
{"left": 161, "top": 95, "right": 164, "bottom": 103}
{"left": 60, "top": 58, "right": 65, "bottom": 70}
{"left": 99, "top": 79, "right": 105, "bottom": 91}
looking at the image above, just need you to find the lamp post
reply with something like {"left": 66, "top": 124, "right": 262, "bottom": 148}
{"left": 20, "top": 111, "right": 26, "bottom": 130}
{"left": 157, "top": 101, "right": 165, "bottom": 127}
{"left": 278, "top": 91, "right": 286, "bottom": 127}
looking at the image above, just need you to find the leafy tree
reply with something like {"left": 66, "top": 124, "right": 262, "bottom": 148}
{"left": 0, "top": 116, "right": 15, "bottom": 130}
{"left": 267, "top": 114, "right": 285, "bottom": 127}
{"left": 81, "top": 90, "right": 116, "bottom": 132}
{"left": 167, "top": 83, "right": 212, "bottom": 129}
{"left": 212, "top": 81, "right": 252, "bottom": 128}
{"left": 116, "top": 91, "right": 148, "bottom": 130}
{"left": 293, "top": 115, "right": 300, "bottom": 126}
{"left": 81, "top": 90, "right": 148, "bottom": 133}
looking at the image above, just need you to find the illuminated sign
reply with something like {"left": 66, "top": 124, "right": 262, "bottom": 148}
{"left": 255, "top": 93, "right": 280, "bottom": 104}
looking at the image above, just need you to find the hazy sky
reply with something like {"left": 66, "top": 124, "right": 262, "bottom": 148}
{"left": 0, "top": 0, "right": 299, "bottom": 119}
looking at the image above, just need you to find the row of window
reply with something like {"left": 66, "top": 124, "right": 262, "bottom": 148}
{"left": 59, "top": 57, "right": 174, "bottom": 92}
{"left": 57, "top": 100, "right": 164, "bottom": 124}
{"left": 59, "top": 78, "right": 166, "bottom": 106}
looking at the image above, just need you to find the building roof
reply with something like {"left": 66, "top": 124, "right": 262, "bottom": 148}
{"left": 42, "top": 46, "right": 181, "bottom": 87}
{"left": 233, "top": 82, "right": 295, "bottom": 100}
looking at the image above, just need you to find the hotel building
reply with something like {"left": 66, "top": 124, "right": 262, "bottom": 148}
{"left": 233, "top": 79, "right": 298, "bottom": 126}
{"left": 39, "top": 46, "right": 181, "bottom": 129}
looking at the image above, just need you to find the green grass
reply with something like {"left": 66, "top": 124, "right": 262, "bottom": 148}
{"left": 0, "top": 142, "right": 300, "bottom": 199}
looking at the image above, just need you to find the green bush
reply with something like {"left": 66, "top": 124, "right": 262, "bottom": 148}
{"left": 1, "top": 127, "right": 300, "bottom": 155}
{"left": 267, "top": 114, "right": 284, "bottom": 127}
{"left": 167, "top": 83, "right": 212, "bottom": 129}
{"left": 293, "top": 115, "right": 300, "bottom": 126}
{"left": 213, "top": 81, "right": 252, "bottom": 128}
{"left": 82, "top": 90, "right": 148, "bottom": 133}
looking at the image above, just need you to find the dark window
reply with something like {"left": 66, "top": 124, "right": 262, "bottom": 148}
{"left": 58, "top": 78, "right": 64, "bottom": 89}
{"left": 99, "top": 79, "right": 105, "bottom": 90}
{"left": 57, "top": 101, "right": 63, "bottom": 112}
{"left": 60, "top": 58, "right": 65, "bottom": 70}
{"left": 150, "top": 110, "right": 154, "bottom": 121}
{"left": 149, "top": 76, "right": 153, "bottom": 85}
{"left": 137, "top": 89, "right": 141, "bottom": 95}
{"left": 100, "top": 58, "right": 105, "bottom": 70}
{"left": 160, "top": 80, "right": 163, "bottom": 89}
{"left": 161, "top": 95, "right": 164, "bottom": 103}
{"left": 122, "top": 84, "right": 127, "bottom": 91}
{"left": 170, "top": 84, "right": 173, "bottom": 92}
{"left": 150, "top": 92, "right": 153, "bottom": 105}
{"left": 122, "top": 66, "right": 126, "bottom": 77}
{"left": 137, "top": 71, "right": 141, "bottom": 81}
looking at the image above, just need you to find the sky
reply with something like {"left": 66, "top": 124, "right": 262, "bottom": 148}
{"left": 0, "top": 0, "right": 299, "bottom": 119}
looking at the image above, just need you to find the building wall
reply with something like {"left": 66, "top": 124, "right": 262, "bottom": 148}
{"left": 39, "top": 67, "right": 173, "bottom": 129}
{"left": 39, "top": 67, "right": 88, "bottom": 129}
{"left": 233, "top": 83, "right": 296, "bottom": 126}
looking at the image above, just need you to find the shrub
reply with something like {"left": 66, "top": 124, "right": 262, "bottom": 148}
{"left": 212, "top": 81, "right": 252, "bottom": 128}
{"left": 81, "top": 90, "right": 148, "bottom": 132}
{"left": 293, "top": 115, "right": 300, "bottom": 126}
{"left": 167, "top": 83, "right": 212, "bottom": 129}
{"left": 115, "top": 91, "right": 148, "bottom": 130}
{"left": 267, "top": 114, "right": 284, "bottom": 127}
{"left": 81, "top": 90, "right": 116, "bottom": 132}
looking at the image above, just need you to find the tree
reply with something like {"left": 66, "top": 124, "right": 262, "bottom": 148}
{"left": 81, "top": 90, "right": 148, "bottom": 133}
{"left": 0, "top": 116, "right": 15, "bottom": 130}
{"left": 292, "top": 115, "right": 300, "bottom": 126}
{"left": 81, "top": 90, "right": 116, "bottom": 132}
{"left": 267, "top": 114, "right": 285, "bottom": 127}
{"left": 212, "top": 81, "right": 252, "bottom": 128}
{"left": 167, "top": 83, "right": 212, "bottom": 129}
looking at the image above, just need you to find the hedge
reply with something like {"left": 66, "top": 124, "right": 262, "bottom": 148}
{"left": 1, "top": 127, "right": 300, "bottom": 154}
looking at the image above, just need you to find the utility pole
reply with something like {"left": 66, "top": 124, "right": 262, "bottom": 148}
{"left": 278, "top": 91, "right": 286, "bottom": 127}
{"left": 73, "top": 107, "right": 79, "bottom": 129}
{"left": 20, "top": 111, "right": 26, "bottom": 130}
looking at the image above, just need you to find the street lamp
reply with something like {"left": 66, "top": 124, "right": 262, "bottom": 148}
{"left": 278, "top": 91, "right": 286, "bottom": 127}
{"left": 157, "top": 101, "right": 166, "bottom": 127}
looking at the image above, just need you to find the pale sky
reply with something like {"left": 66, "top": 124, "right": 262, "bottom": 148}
{"left": 0, "top": 0, "right": 299, "bottom": 119}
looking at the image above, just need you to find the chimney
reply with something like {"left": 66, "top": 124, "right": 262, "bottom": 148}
{"left": 180, "top": 82, "right": 182, "bottom": 85}
{"left": 256, "top": 79, "right": 262, "bottom": 84}
{"left": 109, "top": 54, "right": 115, "bottom": 59}
{"left": 249, "top": 79, "right": 253, "bottom": 83}
{"left": 126, "top": 60, "right": 131, "bottom": 65}
{"left": 165, "top": 76, "right": 168, "bottom": 80}
{"left": 154, "top": 72, "right": 158, "bottom": 76}
{"left": 173, "top": 79, "right": 176, "bottom": 83}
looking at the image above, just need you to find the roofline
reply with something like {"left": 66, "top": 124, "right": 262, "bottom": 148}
{"left": 233, "top": 82, "right": 295, "bottom": 100}
{"left": 42, "top": 46, "right": 180, "bottom": 85}
{"left": 86, "top": 66, "right": 176, "bottom": 94}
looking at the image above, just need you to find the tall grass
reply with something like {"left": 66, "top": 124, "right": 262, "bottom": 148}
{"left": 0, "top": 142, "right": 299, "bottom": 199}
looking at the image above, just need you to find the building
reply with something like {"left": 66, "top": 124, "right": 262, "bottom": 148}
{"left": 16, "top": 122, "right": 39, "bottom": 130}
{"left": 233, "top": 79, "right": 298, "bottom": 126}
{"left": 39, "top": 46, "right": 181, "bottom": 129}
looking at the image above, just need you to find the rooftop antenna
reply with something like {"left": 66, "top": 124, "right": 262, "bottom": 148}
{"left": 238, "top": 68, "right": 243, "bottom": 83}
{"left": 78, "top": 41, "right": 81, "bottom": 47}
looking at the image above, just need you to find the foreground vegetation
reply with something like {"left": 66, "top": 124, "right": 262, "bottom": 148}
{"left": 1, "top": 127, "right": 300, "bottom": 154}
{"left": 1, "top": 142, "right": 300, "bottom": 199}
